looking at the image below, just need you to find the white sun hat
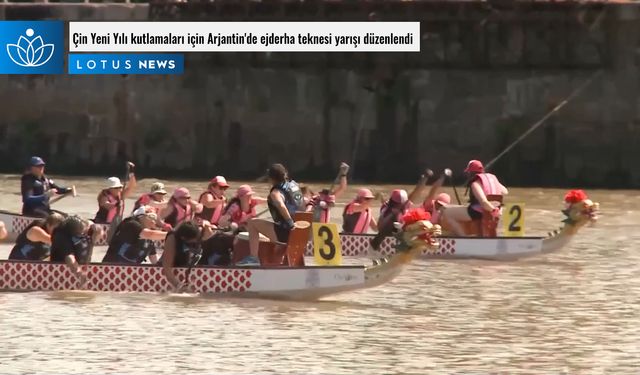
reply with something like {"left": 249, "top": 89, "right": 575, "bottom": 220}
{"left": 106, "top": 177, "right": 124, "bottom": 189}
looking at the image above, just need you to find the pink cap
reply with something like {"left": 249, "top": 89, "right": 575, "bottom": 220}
{"left": 464, "top": 160, "right": 484, "bottom": 173}
{"left": 236, "top": 184, "right": 254, "bottom": 198}
{"left": 210, "top": 176, "right": 229, "bottom": 187}
{"left": 357, "top": 188, "right": 375, "bottom": 200}
{"left": 435, "top": 193, "right": 451, "bottom": 206}
{"left": 390, "top": 189, "right": 408, "bottom": 204}
{"left": 173, "top": 187, "right": 191, "bottom": 199}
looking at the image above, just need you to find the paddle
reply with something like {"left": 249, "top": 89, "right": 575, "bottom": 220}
{"left": 107, "top": 161, "right": 133, "bottom": 243}
{"left": 50, "top": 185, "right": 77, "bottom": 205}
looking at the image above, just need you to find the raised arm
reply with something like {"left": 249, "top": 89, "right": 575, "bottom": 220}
{"left": 123, "top": 173, "right": 137, "bottom": 199}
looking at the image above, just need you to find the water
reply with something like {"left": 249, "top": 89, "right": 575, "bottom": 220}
{"left": 0, "top": 175, "right": 638, "bottom": 374}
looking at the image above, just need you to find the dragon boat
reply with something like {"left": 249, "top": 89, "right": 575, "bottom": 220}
{"left": 0, "top": 190, "right": 598, "bottom": 261}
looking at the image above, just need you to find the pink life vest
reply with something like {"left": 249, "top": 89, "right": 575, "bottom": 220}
{"left": 342, "top": 201, "right": 372, "bottom": 234}
{"left": 165, "top": 198, "right": 192, "bottom": 227}
{"left": 309, "top": 193, "right": 335, "bottom": 223}
{"left": 471, "top": 173, "right": 504, "bottom": 212}
{"left": 94, "top": 190, "right": 121, "bottom": 224}
{"left": 198, "top": 191, "right": 225, "bottom": 225}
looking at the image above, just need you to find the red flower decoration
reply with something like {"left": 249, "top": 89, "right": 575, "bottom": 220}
{"left": 402, "top": 208, "right": 431, "bottom": 227}
{"left": 564, "top": 189, "right": 588, "bottom": 204}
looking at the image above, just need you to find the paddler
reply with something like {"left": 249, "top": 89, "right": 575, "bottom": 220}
{"left": 440, "top": 160, "right": 508, "bottom": 236}
{"left": 197, "top": 176, "right": 229, "bottom": 227}
{"left": 241, "top": 163, "right": 303, "bottom": 266}
{"left": 424, "top": 193, "right": 451, "bottom": 225}
{"left": 342, "top": 188, "right": 378, "bottom": 234}
{"left": 369, "top": 170, "right": 432, "bottom": 261}
{"left": 161, "top": 221, "right": 215, "bottom": 290}
{"left": 102, "top": 206, "right": 168, "bottom": 265}
{"left": 8, "top": 213, "right": 64, "bottom": 261}
{"left": 160, "top": 188, "right": 203, "bottom": 229}
{"left": 21, "top": 156, "right": 74, "bottom": 217}
{"left": 133, "top": 182, "right": 169, "bottom": 213}
{"left": 0, "top": 221, "right": 6, "bottom": 240}
{"left": 305, "top": 162, "right": 349, "bottom": 223}
{"left": 218, "top": 184, "right": 267, "bottom": 232}
{"left": 50, "top": 215, "right": 103, "bottom": 285}
{"left": 94, "top": 167, "right": 137, "bottom": 224}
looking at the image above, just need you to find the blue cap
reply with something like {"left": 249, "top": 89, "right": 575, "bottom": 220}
{"left": 29, "top": 156, "right": 45, "bottom": 166}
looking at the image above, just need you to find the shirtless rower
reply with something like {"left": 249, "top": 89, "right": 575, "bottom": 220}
{"left": 21, "top": 156, "right": 74, "bottom": 218}
{"left": 241, "top": 163, "right": 304, "bottom": 266}
{"left": 94, "top": 166, "right": 137, "bottom": 224}
{"left": 8, "top": 213, "right": 64, "bottom": 261}
{"left": 160, "top": 188, "right": 204, "bottom": 229}
{"left": 440, "top": 160, "right": 508, "bottom": 236}
{"left": 50, "top": 215, "right": 103, "bottom": 285}
{"left": 218, "top": 184, "right": 267, "bottom": 232}
{"left": 197, "top": 176, "right": 229, "bottom": 227}
{"left": 342, "top": 188, "right": 378, "bottom": 234}
{"left": 305, "top": 162, "right": 349, "bottom": 223}
{"left": 161, "top": 221, "right": 215, "bottom": 290}
{"left": 102, "top": 206, "right": 168, "bottom": 265}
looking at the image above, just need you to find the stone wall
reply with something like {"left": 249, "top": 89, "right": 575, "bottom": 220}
{"left": 0, "top": 1, "right": 638, "bottom": 187}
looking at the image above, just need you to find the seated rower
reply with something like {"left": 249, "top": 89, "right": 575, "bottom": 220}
{"left": 197, "top": 176, "right": 229, "bottom": 227}
{"left": 440, "top": 160, "right": 508, "bottom": 236}
{"left": 161, "top": 221, "right": 215, "bottom": 290}
{"left": 8, "top": 213, "right": 64, "bottom": 261}
{"left": 160, "top": 188, "right": 203, "bottom": 229}
{"left": 242, "top": 163, "right": 304, "bottom": 266}
{"left": 218, "top": 184, "right": 267, "bottom": 232}
{"left": 50, "top": 215, "right": 103, "bottom": 285}
{"left": 369, "top": 171, "right": 432, "bottom": 257}
{"left": 424, "top": 193, "right": 451, "bottom": 226}
{"left": 133, "top": 182, "right": 168, "bottom": 213}
{"left": 342, "top": 188, "right": 378, "bottom": 234}
{"left": 94, "top": 170, "right": 137, "bottom": 224}
{"left": 102, "top": 206, "right": 168, "bottom": 265}
{"left": 305, "top": 162, "right": 349, "bottom": 223}
{"left": 21, "top": 156, "right": 74, "bottom": 218}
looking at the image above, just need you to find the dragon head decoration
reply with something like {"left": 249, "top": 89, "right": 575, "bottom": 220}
{"left": 394, "top": 208, "right": 442, "bottom": 254}
{"left": 561, "top": 189, "right": 599, "bottom": 234}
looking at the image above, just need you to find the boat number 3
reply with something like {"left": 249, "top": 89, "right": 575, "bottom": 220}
{"left": 312, "top": 223, "right": 343, "bottom": 266}
{"left": 504, "top": 203, "right": 525, "bottom": 237}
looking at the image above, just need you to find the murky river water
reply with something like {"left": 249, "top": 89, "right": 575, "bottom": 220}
{"left": 0, "top": 175, "right": 637, "bottom": 374}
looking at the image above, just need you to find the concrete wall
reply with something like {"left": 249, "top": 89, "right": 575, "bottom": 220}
{"left": 0, "top": 1, "right": 638, "bottom": 187}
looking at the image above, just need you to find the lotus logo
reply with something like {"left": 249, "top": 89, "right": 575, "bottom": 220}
{"left": 6, "top": 28, "right": 55, "bottom": 68}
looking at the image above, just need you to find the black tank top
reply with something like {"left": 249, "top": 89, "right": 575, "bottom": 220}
{"left": 166, "top": 232, "right": 199, "bottom": 268}
{"left": 8, "top": 220, "right": 50, "bottom": 261}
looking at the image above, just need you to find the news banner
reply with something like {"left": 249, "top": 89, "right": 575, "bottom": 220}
{"left": 0, "top": 21, "right": 420, "bottom": 75}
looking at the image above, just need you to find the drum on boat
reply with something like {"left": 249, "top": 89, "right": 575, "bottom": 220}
{"left": 232, "top": 232, "right": 288, "bottom": 266}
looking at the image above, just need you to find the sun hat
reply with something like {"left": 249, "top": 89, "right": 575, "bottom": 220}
{"left": 236, "top": 184, "right": 254, "bottom": 198}
{"left": 106, "top": 177, "right": 123, "bottom": 189}
{"left": 390, "top": 189, "right": 408, "bottom": 204}
{"left": 357, "top": 188, "right": 375, "bottom": 200}
{"left": 173, "top": 187, "right": 191, "bottom": 199}
{"left": 210, "top": 176, "right": 229, "bottom": 187}
{"left": 464, "top": 160, "right": 484, "bottom": 173}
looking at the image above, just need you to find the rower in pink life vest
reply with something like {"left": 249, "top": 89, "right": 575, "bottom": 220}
{"left": 424, "top": 193, "right": 451, "bottom": 225}
{"left": 94, "top": 170, "right": 137, "bottom": 224}
{"left": 342, "top": 188, "right": 378, "bottom": 234}
{"left": 368, "top": 170, "right": 434, "bottom": 261}
{"left": 218, "top": 184, "right": 268, "bottom": 232}
{"left": 160, "top": 188, "right": 203, "bottom": 229}
{"left": 197, "top": 176, "right": 229, "bottom": 227}
{"left": 305, "top": 162, "right": 349, "bottom": 223}
{"left": 440, "top": 160, "right": 508, "bottom": 236}
{"left": 133, "top": 182, "right": 168, "bottom": 213}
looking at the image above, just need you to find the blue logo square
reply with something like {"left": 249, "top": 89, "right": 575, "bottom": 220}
{"left": 0, "top": 21, "right": 64, "bottom": 74}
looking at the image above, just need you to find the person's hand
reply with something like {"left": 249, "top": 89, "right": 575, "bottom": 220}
{"left": 284, "top": 219, "right": 295, "bottom": 230}
{"left": 46, "top": 190, "right": 58, "bottom": 198}
{"left": 161, "top": 222, "right": 173, "bottom": 231}
{"left": 338, "top": 162, "right": 350, "bottom": 176}
{"left": 444, "top": 168, "right": 452, "bottom": 178}
{"left": 490, "top": 207, "right": 501, "bottom": 219}
{"left": 127, "top": 161, "right": 136, "bottom": 172}
{"left": 174, "top": 281, "right": 186, "bottom": 293}
{"left": 425, "top": 169, "right": 434, "bottom": 178}
{"left": 319, "top": 201, "right": 328, "bottom": 209}
{"left": 75, "top": 269, "right": 88, "bottom": 289}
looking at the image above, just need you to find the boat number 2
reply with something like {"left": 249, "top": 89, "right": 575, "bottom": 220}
{"left": 312, "top": 223, "right": 343, "bottom": 266}
{"left": 504, "top": 203, "right": 525, "bottom": 237}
